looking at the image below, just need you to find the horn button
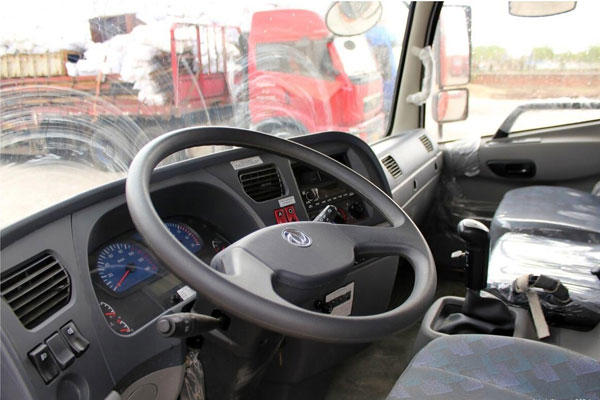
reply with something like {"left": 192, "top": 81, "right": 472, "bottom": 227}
{"left": 216, "top": 222, "right": 356, "bottom": 289}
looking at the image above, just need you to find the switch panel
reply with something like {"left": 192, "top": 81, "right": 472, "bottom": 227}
{"left": 274, "top": 205, "right": 300, "bottom": 224}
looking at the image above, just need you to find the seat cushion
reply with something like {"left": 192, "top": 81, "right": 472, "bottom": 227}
{"left": 490, "top": 186, "right": 600, "bottom": 248}
{"left": 386, "top": 335, "right": 600, "bottom": 400}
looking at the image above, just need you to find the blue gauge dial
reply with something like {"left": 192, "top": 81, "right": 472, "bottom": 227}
{"left": 165, "top": 222, "right": 203, "bottom": 253}
{"left": 97, "top": 243, "right": 158, "bottom": 293}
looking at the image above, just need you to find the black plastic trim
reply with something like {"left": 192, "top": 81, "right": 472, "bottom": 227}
{"left": 386, "top": 2, "right": 416, "bottom": 135}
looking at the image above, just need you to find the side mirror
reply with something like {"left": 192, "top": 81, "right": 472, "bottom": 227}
{"left": 325, "top": 2, "right": 383, "bottom": 36}
{"left": 435, "top": 6, "right": 471, "bottom": 87}
{"left": 432, "top": 89, "right": 469, "bottom": 123}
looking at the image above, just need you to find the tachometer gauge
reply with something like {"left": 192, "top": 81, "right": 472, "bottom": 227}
{"left": 96, "top": 242, "right": 158, "bottom": 294}
{"left": 100, "top": 301, "right": 133, "bottom": 334}
{"left": 165, "top": 222, "right": 203, "bottom": 253}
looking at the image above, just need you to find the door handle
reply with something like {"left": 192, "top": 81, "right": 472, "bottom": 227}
{"left": 487, "top": 160, "right": 536, "bottom": 178}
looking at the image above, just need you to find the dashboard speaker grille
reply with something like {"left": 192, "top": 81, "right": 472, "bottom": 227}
{"left": 381, "top": 155, "right": 403, "bottom": 179}
{"left": 1, "top": 253, "right": 71, "bottom": 329}
{"left": 419, "top": 134, "right": 434, "bottom": 153}
{"left": 239, "top": 164, "right": 285, "bottom": 202}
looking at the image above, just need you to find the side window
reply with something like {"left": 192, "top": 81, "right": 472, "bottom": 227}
{"left": 426, "top": 2, "right": 600, "bottom": 142}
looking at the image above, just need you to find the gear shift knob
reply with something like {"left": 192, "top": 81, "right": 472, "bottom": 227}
{"left": 457, "top": 219, "right": 490, "bottom": 291}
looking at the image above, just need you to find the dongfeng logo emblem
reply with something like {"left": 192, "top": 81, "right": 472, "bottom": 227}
{"left": 282, "top": 229, "right": 312, "bottom": 248}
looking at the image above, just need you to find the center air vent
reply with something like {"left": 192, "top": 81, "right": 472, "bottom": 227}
{"left": 419, "top": 134, "right": 434, "bottom": 153}
{"left": 239, "top": 164, "right": 285, "bottom": 202}
{"left": 1, "top": 254, "right": 71, "bottom": 329}
{"left": 381, "top": 155, "right": 403, "bottom": 179}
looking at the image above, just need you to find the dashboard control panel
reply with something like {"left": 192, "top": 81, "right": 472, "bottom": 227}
{"left": 293, "top": 153, "right": 367, "bottom": 223}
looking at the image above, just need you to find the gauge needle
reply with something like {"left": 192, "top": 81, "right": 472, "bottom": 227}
{"left": 115, "top": 270, "right": 130, "bottom": 289}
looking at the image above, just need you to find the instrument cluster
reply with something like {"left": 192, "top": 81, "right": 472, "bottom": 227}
{"left": 89, "top": 218, "right": 229, "bottom": 335}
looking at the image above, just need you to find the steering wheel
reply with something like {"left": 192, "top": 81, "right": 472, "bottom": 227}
{"left": 126, "top": 127, "right": 436, "bottom": 343}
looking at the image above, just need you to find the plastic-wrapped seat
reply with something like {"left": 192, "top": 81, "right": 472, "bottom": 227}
{"left": 488, "top": 232, "right": 600, "bottom": 306}
{"left": 488, "top": 186, "right": 600, "bottom": 321}
{"left": 490, "top": 186, "right": 600, "bottom": 249}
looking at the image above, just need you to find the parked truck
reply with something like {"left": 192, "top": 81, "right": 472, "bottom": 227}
{"left": 1, "top": 9, "right": 383, "bottom": 169}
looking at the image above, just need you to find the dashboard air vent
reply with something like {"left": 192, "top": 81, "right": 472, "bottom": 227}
{"left": 239, "top": 164, "right": 285, "bottom": 202}
{"left": 381, "top": 155, "right": 403, "bottom": 179}
{"left": 419, "top": 134, "right": 434, "bottom": 153}
{"left": 1, "top": 254, "right": 71, "bottom": 329}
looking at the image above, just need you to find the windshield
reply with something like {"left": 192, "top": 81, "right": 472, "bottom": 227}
{"left": 0, "top": 1, "right": 409, "bottom": 228}
{"left": 333, "top": 36, "right": 379, "bottom": 78}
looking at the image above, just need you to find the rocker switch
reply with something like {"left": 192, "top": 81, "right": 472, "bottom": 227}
{"left": 45, "top": 333, "right": 75, "bottom": 369}
{"left": 285, "top": 205, "right": 299, "bottom": 222}
{"left": 29, "top": 344, "right": 59, "bottom": 383}
{"left": 274, "top": 209, "right": 288, "bottom": 224}
{"left": 60, "top": 322, "right": 89, "bottom": 356}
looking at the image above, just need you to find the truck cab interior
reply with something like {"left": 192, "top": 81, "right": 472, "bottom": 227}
{"left": 1, "top": 2, "right": 599, "bottom": 400}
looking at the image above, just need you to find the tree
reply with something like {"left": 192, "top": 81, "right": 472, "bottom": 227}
{"left": 530, "top": 46, "right": 554, "bottom": 61}
{"left": 472, "top": 45, "right": 507, "bottom": 63}
{"left": 584, "top": 46, "right": 600, "bottom": 62}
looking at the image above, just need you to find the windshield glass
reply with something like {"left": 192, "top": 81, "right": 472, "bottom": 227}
{"left": 0, "top": 1, "right": 409, "bottom": 228}
{"left": 333, "top": 36, "right": 379, "bottom": 78}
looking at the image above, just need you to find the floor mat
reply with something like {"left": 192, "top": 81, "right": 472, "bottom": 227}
{"left": 325, "top": 278, "right": 465, "bottom": 400}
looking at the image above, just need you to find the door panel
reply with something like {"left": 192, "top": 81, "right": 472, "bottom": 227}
{"left": 426, "top": 121, "right": 599, "bottom": 272}
{"left": 454, "top": 121, "right": 600, "bottom": 221}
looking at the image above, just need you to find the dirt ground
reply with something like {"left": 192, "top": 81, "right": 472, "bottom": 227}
{"left": 0, "top": 160, "right": 125, "bottom": 228}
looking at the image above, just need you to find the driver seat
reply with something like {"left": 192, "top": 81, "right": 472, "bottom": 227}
{"left": 386, "top": 334, "right": 600, "bottom": 399}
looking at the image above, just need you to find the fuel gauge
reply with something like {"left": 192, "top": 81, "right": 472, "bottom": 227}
{"left": 100, "top": 301, "right": 133, "bottom": 335}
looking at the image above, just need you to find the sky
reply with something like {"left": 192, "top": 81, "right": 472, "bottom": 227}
{"left": 1, "top": 1, "right": 599, "bottom": 55}
{"left": 463, "top": 1, "right": 600, "bottom": 56}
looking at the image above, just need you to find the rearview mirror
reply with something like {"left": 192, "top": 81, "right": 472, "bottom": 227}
{"left": 509, "top": 1, "right": 576, "bottom": 17}
{"left": 432, "top": 89, "right": 469, "bottom": 123}
{"left": 325, "top": 2, "right": 383, "bottom": 36}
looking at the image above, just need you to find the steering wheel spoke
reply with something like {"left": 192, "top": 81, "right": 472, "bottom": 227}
{"left": 213, "top": 247, "right": 288, "bottom": 308}
{"left": 335, "top": 223, "right": 429, "bottom": 261}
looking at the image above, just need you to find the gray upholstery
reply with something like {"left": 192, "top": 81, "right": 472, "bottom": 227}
{"left": 490, "top": 186, "right": 600, "bottom": 249}
{"left": 386, "top": 334, "right": 600, "bottom": 400}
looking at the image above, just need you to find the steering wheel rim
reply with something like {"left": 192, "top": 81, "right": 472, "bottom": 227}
{"left": 126, "top": 127, "right": 436, "bottom": 343}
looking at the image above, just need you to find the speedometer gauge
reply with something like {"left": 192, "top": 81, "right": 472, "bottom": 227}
{"left": 96, "top": 243, "right": 158, "bottom": 294}
{"left": 165, "top": 222, "right": 203, "bottom": 253}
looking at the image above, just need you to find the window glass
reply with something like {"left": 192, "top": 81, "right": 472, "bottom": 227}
{"left": 256, "top": 39, "right": 337, "bottom": 79}
{"left": 0, "top": 1, "right": 408, "bottom": 227}
{"left": 425, "top": 1, "right": 600, "bottom": 142}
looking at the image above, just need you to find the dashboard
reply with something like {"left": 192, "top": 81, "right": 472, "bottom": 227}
{"left": 0, "top": 130, "right": 441, "bottom": 400}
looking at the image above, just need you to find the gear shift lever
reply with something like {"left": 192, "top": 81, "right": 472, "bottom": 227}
{"left": 439, "top": 219, "right": 514, "bottom": 334}
{"left": 457, "top": 219, "right": 490, "bottom": 291}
